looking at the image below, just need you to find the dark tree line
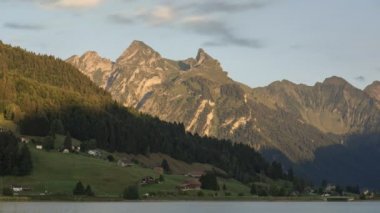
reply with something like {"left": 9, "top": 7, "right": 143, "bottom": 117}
{"left": 0, "top": 131, "right": 33, "bottom": 176}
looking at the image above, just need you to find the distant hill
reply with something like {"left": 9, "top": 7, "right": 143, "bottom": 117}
{"left": 68, "top": 40, "right": 380, "bottom": 189}
{"left": 0, "top": 41, "right": 286, "bottom": 184}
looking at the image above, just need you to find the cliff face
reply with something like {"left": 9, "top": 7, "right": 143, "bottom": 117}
{"left": 67, "top": 41, "right": 380, "bottom": 165}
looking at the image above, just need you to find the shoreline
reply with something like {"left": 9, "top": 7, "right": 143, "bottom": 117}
{"left": 2, "top": 195, "right": 378, "bottom": 202}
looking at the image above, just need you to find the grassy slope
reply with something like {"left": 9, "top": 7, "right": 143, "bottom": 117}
{"left": 0, "top": 118, "right": 249, "bottom": 198}
{"left": 1, "top": 146, "right": 155, "bottom": 196}
{"left": 0, "top": 144, "right": 249, "bottom": 198}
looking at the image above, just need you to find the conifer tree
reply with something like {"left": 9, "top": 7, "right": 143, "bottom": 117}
{"left": 73, "top": 181, "right": 85, "bottom": 195}
{"left": 17, "top": 144, "right": 33, "bottom": 176}
{"left": 64, "top": 132, "right": 72, "bottom": 150}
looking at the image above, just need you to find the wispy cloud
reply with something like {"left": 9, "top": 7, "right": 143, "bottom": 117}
{"left": 355, "top": 76, "right": 366, "bottom": 82}
{"left": 108, "top": 0, "right": 268, "bottom": 48}
{"left": 182, "top": 17, "right": 263, "bottom": 48}
{"left": 12, "top": 0, "right": 103, "bottom": 9}
{"left": 4, "top": 22, "right": 46, "bottom": 31}
{"left": 177, "top": 1, "right": 268, "bottom": 14}
{"left": 48, "top": 0, "right": 103, "bottom": 9}
{"left": 108, "top": 14, "right": 134, "bottom": 24}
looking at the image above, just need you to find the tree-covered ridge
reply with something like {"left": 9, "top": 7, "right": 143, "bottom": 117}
{"left": 0, "top": 41, "right": 288, "bottom": 183}
{"left": 0, "top": 41, "right": 109, "bottom": 98}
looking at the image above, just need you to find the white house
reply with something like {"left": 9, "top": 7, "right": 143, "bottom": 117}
{"left": 11, "top": 185, "right": 23, "bottom": 192}
{"left": 36, "top": 145, "right": 43, "bottom": 150}
{"left": 117, "top": 159, "right": 134, "bottom": 167}
{"left": 88, "top": 150, "right": 101, "bottom": 157}
{"left": 63, "top": 149, "right": 70, "bottom": 154}
{"left": 20, "top": 137, "right": 30, "bottom": 143}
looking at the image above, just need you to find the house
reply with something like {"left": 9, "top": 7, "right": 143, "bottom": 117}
{"left": 117, "top": 159, "right": 134, "bottom": 167}
{"left": 20, "top": 137, "right": 30, "bottom": 143}
{"left": 185, "top": 171, "right": 204, "bottom": 178}
{"left": 177, "top": 179, "right": 202, "bottom": 191}
{"left": 70, "top": 146, "right": 80, "bottom": 152}
{"left": 62, "top": 149, "right": 70, "bottom": 153}
{"left": 140, "top": 176, "right": 156, "bottom": 185}
{"left": 88, "top": 150, "right": 101, "bottom": 157}
{"left": 324, "top": 184, "right": 336, "bottom": 193}
{"left": 10, "top": 185, "right": 31, "bottom": 193}
{"left": 36, "top": 145, "right": 43, "bottom": 150}
{"left": 11, "top": 185, "right": 24, "bottom": 193}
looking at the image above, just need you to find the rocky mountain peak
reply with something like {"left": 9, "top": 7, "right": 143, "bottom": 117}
{"left": 196, "top": 48, "right": 217, "bottom": 65}
{"left": 365, "top": 81, "right": 380, "bottom": 102}
{"left": 79, "top": 51, "right": 109, "bottom": 63}
{"left": 116, "top": 40, "right": 161, "bottom": 66}
{"left": 322, "top": 76, "right": 349, "bottom": 86}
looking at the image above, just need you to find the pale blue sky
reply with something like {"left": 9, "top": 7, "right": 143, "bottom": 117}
{"left": 1, "top": 0, "right": 379, "bottom": 89}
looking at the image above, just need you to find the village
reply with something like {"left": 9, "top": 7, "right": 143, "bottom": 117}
{"left": 1, "top": 129, "right": 210, "bottom": 197}
{"left": 1, "top": 126, "right": 377, "bottom": 200}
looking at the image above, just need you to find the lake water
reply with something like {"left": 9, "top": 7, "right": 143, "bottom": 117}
{"left": 0, "top": 201, "right": 379, "bottom": 213}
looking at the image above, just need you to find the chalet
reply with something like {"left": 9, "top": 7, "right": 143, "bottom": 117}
{"left": 88, "top": 150, "right": 101, "bottom": 157}
{"left": 72, "top": 146, "right": 80, "bottom": 152}
{"left": 185, "top": 171, "right": 204, "bottom": 178}
{"left": 140, "top": 176, "right": 156, "bottom": 185}
{"left": 20, "top": 137, "right": 30, "bottom": 143}
{"left": 36, "top": 145, "right": 43, "bottom": 150}
{"left": 177, "top": 179, "right": 202, "bottom": 191}
{"left": 117, "top": 159, "right": 134, "bottom": 167}
{"left": 11, "top": 185, "right": 23, "bottom": 193}
{"left": 324, "top": 184, "right": 336, "bottom": 193}
{"left": 11, "top": 185, "right": 31, "bottom": 193}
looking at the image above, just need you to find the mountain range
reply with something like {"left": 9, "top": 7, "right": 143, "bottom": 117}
{"left": 67, "top": 40, "right": 380, "bottom": 189}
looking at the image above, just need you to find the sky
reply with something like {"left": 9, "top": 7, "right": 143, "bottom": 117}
{"left": 0, "top": 0, "right": 379, "bottom": 89}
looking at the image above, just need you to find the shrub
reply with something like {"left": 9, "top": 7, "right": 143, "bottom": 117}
{"left": 199, "top": 172, "right": 219, "bottom": 191}
{"left": 224, "top": 192, "right": 231, "bottom": 196}
{"left": 2, "top": 187, "right": 13, "bottom": 196}
{"left": 123, "top": 185, "right": 140, "bottom": 200}
{"left": 107, "top": 155, "right": 115, "bottom": 162}
{"left": 73, "top": 181, "right": 85, "bottom": 195}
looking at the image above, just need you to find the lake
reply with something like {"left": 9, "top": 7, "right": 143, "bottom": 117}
{"left": 0, "top": 201, "right": 379, "bottom": 213}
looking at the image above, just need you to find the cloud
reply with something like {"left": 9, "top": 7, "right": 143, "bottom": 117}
{"left": 108, "top": 14, "right": 134, "bottom": 24}
{"left": 49, "top": 0, "right": 103, "bottom": 8}
{"left": 12, "top": 0, "right": 103, "bottom": 9}
{"left": 107, "top": 1, "right": 268, "bottom": 48}
{"left": 4, "top": 22, "right": 46, "bottom": 31}
{"left": 178, "top": 1, "right": 268, "bottom": 14}
{"left": 108, "top": 5, "right": 176, "bottom": 26}
{"left": 149, "top": 6, "right": 175, "bottom": 24}
{"left": 182, "top": 17, "right": 263, "bottom": 48}
{"left": 355, "top": 76, "right": 365, "bottom": 82}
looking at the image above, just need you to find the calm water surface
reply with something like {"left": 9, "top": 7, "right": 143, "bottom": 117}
{"left": 0, "top": 201, "right": 379, "bottom": 213}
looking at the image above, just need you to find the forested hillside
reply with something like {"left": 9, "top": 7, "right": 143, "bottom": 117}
{"left": 0, "top": 41, "right": 288, "bottom": 183}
